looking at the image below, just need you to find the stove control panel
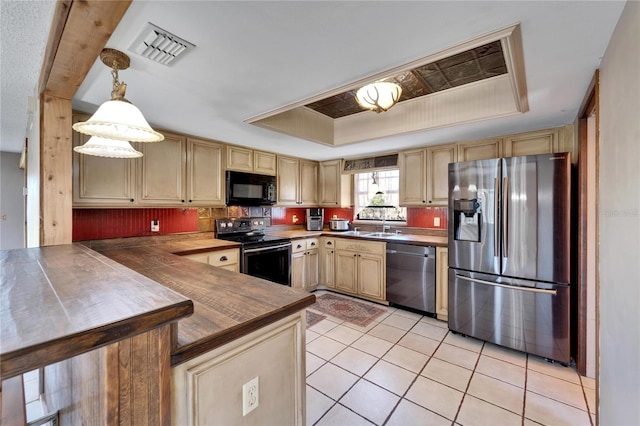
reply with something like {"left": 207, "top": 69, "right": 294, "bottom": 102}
{"left": 215, "top": 217, "right": 269, "bottom": 235}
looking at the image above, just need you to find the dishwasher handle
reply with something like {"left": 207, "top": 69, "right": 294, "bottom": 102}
{"left": 386, "top": 249, "right": 431, "bottom": 257}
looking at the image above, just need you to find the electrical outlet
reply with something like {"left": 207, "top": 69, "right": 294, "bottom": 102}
{"left": 151, "top": 220, "right": 160, "bottom": 232}
{"left": 434, "top": 217, "right": 441, "bottom": 227}
{"left": 242, "top": 377, "right": 259, "bottom": 416}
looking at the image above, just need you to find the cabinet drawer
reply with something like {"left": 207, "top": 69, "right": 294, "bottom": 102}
{"left": 292, "top": 240, "right": 307, "bottom": 253}
{"left": 306, "top": 238, "right": 319, "bottom": 250}
{"left": 209, "top": 249, "right": 239, "bottom": 267}
{"left": 321, "top": 238, "right": 335, "bottom": 248}
{"left": 335, "top": 238, "right": 385, "bottom": 255}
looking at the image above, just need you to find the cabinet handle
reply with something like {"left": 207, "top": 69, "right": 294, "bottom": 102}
{"left": 181, "top": 199, "right": 185, "bottom": 203}
{"left": 189, "top": 200, "right": 193, "bottom": 203}
{"left": 297, "top": 244, "right": 302, "bottom": 249}
{"left": 220, "top": 256, "right": 228, "bottom": 261}
{"left": 130, "top": 199, "right": 134, "bottom": 202}
{"left": 422, "top": 200, "right": 426, "bottom": 203}
{"left": 327, "top": 241, "right": 332, "bottom": 245}
{"left": 310, "top": 242, "right": 316, "bottom": 246}
{"left": 428, "top": 200, "right": 432, "bottom": 203}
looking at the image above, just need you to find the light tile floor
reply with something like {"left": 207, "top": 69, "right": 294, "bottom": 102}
{"left": 306, "top": 291, "right": 595, "bottom": 426}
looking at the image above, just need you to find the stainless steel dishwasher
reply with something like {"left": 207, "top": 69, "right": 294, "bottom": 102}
{"left": 386, "top": 243, "right": 436, "bottom": 315}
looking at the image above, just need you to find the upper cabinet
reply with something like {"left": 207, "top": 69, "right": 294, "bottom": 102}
{"left": 426, "top": 144, "right": 457, "bottom": 205}
{"left": 318, "top": 160, "right": 352, "bottom": 207}
{"left": 398, "top": 149, "right": 426, "bottom": 206}
{"left": 137, "top": 132, "right": 186, "bottom": 205}
{"left": 226, "top": 145, "right": 276, "bottom": 175}
{"left": 72, "top": 113, "right": 225, "bottom": 208}
{"left": 503, "top": 128, "right": 558, "bottom": 157}
{"left": 457, "top": 138, "right": 502, "bottom": 162}
{"left": 277, "top": 156, "right": 318, "bottom": 206}
{"left": 186, "top": 138, "right": 225, "bottom": 206}
{"left": 399, "top": 144, "right": 455, "bottom": 207}
{"left": 72, "top": 114, "right": 137, "bottom": 206}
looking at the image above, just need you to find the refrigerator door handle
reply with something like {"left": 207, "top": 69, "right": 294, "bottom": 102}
{"left": 494, "top": 177, "right": 500, "bottom": 257}
{"left": 502, "top": 176, "right": 509, "bottom": 258}
{"left": 455, "top": 274, "right": 558, "bottom": 295}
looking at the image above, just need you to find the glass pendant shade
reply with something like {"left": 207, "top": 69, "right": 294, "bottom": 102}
{"left": 72, "top": 100, "right": 164, "bottom": 142}
{"left": 356, "top": 82, "right": 402, "bottom": 113}
{"left": 73, "top": 136, "right": 142, "bottom": 158}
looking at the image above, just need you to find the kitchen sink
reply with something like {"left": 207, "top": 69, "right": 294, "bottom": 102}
{"left": 364, "top": 232, "right": 398, "bottom": 238}
{"left": 338, "top": 231, "right": 363, "bottom": 236}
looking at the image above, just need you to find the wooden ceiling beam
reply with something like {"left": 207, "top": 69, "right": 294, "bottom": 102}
{"left": 40, "top": 0, "right": 132, "bottom": 99}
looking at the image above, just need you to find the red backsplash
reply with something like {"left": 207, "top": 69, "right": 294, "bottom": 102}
{"left": 73, "top": 208, "right": 199, "bottom": 241}
{"left": 406, "top": 207, "right": 448, "bottom": 229}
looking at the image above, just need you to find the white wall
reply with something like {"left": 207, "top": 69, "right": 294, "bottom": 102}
{"left": 598, "top": 1, "right": 640, "bottom": 424}
{"left": 26, "top": 95, "right": 40, "bottom": 248}
{"left": 0, "top": 152, "right": 25, "bottom": 249}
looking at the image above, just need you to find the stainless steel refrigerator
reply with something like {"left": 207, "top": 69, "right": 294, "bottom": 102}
{"left": 448, "top": 153, "right": 572, "bottom": 363}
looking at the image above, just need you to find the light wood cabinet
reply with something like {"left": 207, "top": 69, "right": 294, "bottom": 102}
{"left": 226, "top": 145, "right": 276, "bottom": 175}
{"left": 399, "top": 144, "right": 455, "bottom": 207}
{"left": 426, "top": 144, "right": 457, "bottom": 206}
{"left": 277, "top": 156, "right": 318, "bottom": 206}
{"left": 398, "top": 148, "right": 427, "bottom": 206}
{"left": 318, "top": 160, "right": 352, "bottom": 207}
{"left": 503, "top": 128, "right": 558, "bottom": 157}
{"left": 186, "top": 138, "right": 225, "bottom": 206}
{"left": 319, "top": 238, "right": 336, "bottom": 288}
{"left": 138, "top": 132, "right": 187, "bottom": 205}
{"left": 291, "top": 238, "right": 319, "bottom": 290}
{"left": 457, "top": 138, "right": 502, "bottom": 162}
{"left": 334, "top": 239, "right": 386, "bottom": 303}
{"left": 436, "top": 246, "right": 448, "bottom": 321}
{"left": 72, "top": 121, "right": 137, "bottom": 206}
{"left": 172, "top": 312, "right": 306, "bottom": 425}
{"left": 181, "top": 248, "right": 240, "bottom": 272}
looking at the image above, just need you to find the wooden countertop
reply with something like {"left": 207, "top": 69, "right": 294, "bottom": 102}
{"left": 0, "top": 244, "right": 194, "bottom": 380}
{"left": 88, "top": 236, "right": 316, "bottom": 366}
{"left": 270, "top": 229, "right": 448, "bottom": 247}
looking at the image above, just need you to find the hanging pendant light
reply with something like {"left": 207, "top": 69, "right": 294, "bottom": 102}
{"left": 73, "top": 136, "right": 142, "bottom": 158}
{"left": 356, "top": 81, "right": 402, "bottom": 113}
{"left": 73, "top": 48, "right": 164, "bottom": 154}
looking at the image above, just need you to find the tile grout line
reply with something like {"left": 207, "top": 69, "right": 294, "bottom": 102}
{"left": 450, "top": 337, "right": 485, "bottom": 425}
{"left": 522, "top": 354, "right": 529, "bottom": 426}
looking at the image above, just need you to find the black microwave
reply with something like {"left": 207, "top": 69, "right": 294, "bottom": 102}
{"left": 225, "top": 170, "right": 277, "bottom": 206}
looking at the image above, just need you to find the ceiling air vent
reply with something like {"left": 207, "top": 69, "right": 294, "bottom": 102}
{"left": 130, "top": 23, "right": 194, "bottom": 66}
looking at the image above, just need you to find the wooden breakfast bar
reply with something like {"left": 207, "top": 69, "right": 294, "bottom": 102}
{"left": 1, "top": 237, "right": 316, "bottom": 425}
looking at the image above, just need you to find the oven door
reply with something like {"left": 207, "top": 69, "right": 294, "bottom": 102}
{"left": 242, "top": 243, "right": 292, "bottom": 286}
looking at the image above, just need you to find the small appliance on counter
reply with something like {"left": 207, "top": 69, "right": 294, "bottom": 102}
{"left": 306, "top": 208, "right": 324, "bottom": 231}
{"left": 329, "top": 217, "right": 350, "bottom": 231}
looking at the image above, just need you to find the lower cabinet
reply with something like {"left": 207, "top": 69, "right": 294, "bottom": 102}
{"left": 319, "top": 237, "right": 336, "bottom": 289}
{"left": 181, "top": 248, "right": 239, "bottom": 272}
{"left": 334, "top": 239, "right": 386, "bottom": 303}
{"left": 172, "top": 312, "right": 306, "bottom": 425}
{"left": 436, "top": 246, "right": 449, "bottom": 321}
{"left": 291, "top": 238, "right": 319, "bottom": 291}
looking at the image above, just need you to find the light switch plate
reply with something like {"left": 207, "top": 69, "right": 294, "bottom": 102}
{"left": 434, "top": 217, "right": 441, "bottom": 227}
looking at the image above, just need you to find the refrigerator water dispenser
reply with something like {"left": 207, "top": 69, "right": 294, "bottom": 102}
{"left": 453, "top": 199, "right": 481, "bottom": 242}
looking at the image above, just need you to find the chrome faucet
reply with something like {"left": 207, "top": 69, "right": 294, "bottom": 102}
{"left": 382, "top": 218, "right": 390, "bottom": 233}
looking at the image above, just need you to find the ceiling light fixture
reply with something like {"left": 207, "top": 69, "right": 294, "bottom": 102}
{"left": 72, "top": 48, "right": 164, "bottom": 157}
{"left": 73, "top": 136, "right": 143, "bottom": 158}
{"left": 355, "top": 81, "right": 402, "bottom": 113}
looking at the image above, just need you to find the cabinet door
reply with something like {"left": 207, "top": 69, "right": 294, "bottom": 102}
{"left": 335, "top": 251, "right": 357, "bottom": 294}
{"left": 72, "top": 116, "right": 136, "bottom": 206}
{"left": 357, "top": 253, "right": 385, "bottom": 301}
{"left": 320, "top": 247, "right": 335, "bottom": 288}
{"left": 187, "top": 138, "right": 224, "bottom": 206}
{"left": 291, "top": 250, "right": 305, "bottom": 290}
{"left": 399, "top": 149, "right": 427, "bottom": 206}
{"left": 503, "top": 129, "right": 558, "bottom": 157}
{"left": 277, "top": 156, "right": 299, "bottom": 205}
{"left": 138, "top": 133, "right": 186, "bottom": 205}
{"left": 306, "top": 249, "right": 319, "bottom": 290}
{"left": 457, "top": 138, "right": 502, "bottom": 162}
{"left": 436, "top": 247, "right": 449, "bottom": 321}
{"left": 426, "top": 144, "right": 457, "bottom": 206}
{"left": 254, "top": 150, "right": 277, "bottom": 175}
{"left": 318, "top": 159, "right": 352, "bottom": 207}
{"left": 226, "top": 146, "right": 253, "bottom": 172}
{"left": 299, "top": 160, "right": 318, "bottom": 206}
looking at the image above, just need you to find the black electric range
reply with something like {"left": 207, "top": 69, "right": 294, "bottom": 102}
{"left": 215, "top": 218, "right": 291, "bottom": 285}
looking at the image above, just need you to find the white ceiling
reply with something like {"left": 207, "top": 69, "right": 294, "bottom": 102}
{"left": 1, "top": 1, "right": 626, "bottom": 160}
